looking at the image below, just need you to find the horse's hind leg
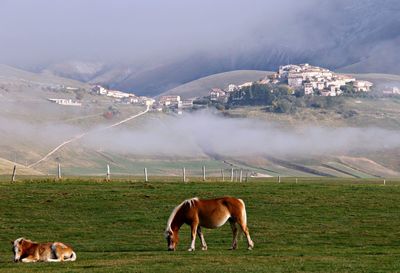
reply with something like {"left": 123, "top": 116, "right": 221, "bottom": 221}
{"left": 229, "top": 219, "right": 239, "bottom": 250}
{"left": 197, "top": 226, "right": 207, "bottom": 250}
{"left": 237, "top": 219, "right": 254, "bottom": 250}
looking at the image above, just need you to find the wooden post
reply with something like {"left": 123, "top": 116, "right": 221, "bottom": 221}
{"left": 384, "top": 179, "right": 386, "bottom": 186}
{"left": 202, "top": 166, "right": 206, "bottom": 181}
{"left": 221, "top": 169, "right": 225, "bottom": 181}
{"left": 235, "top": 170, "right": 238, "bottom": 182}
{"left": 57, "top": 163, "right": 62, "bottom": 179}
{"left": 11, "top": 165, "right": 16, "bottom": 182}
{"left": 245, "top": 171, "right": 248, "bottom": 182}
{"left": 278, "top": 176, "right": 281, "bottom": 183}
{"left": 144, "top": 167, "right": 148, "bottom": 182}
{"left": 230, "top": 168, "right": 234, "bottom": 182}
{"left": 239, "top": 169, "right": 243, "bottom": 182}
{"left": 183, "top": 167, "right": 186, "bottom": 182}
{"left": 296, "top": 178, "right": 298, "bottom": 184}
{"left": 106, "top": 164, "right": 110, "bottom": 181}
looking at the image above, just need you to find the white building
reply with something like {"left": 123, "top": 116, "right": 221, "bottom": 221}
{"left": 382, "top": 87, "right": 400, "bottom": 95}
{"left": 288, "top": 73, "right": 303, "bottom": 88}
{"left": 92, "top": 85, "right": 108, "bottom": 95}
{"left": 210, "top": 88, "right": 226, "bottom": 101}
{"left": 238, "top": 82, "right": 253, "bottom": 89}
{"left": 139, "top": 97, "right": 155, "bottom": 106}
{"left": 106, "top": 90, "right": 132, "bottom": 98}
{"left": 48, "top": 98, "right": 82, "bottom": 106}
{"left": 227, "top": 84, "right": 238, "bottom": 92}
{"left": 181, "top": 99, "right": 194, "bottom": 108}
{"left": 353, "top": 80, "right": 373, "bottom": 92}
{"left": 303, "top": 83, "right": 314, "bottom": 95}
{"left": 159, "top": 95, "right": 181, "bottom": 106}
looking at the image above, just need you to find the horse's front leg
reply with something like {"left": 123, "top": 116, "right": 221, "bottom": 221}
{"left": 21, "top": 256, "right": 38, "bottom": 263}
{"left": 197, "top": 226, "right": 207, "bottom": 250}
{"left": 188, "top": 222, "right": 198, "bottom": 251}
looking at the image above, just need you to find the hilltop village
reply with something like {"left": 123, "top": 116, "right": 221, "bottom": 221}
{"left": 47, "top": 64, "right": 400, "bottom": 115}
{"left": 151, "top": 64, "right": 379, "bottom": 113}
{"left": 208, "top": 63, "right": 374, "bottom": 103}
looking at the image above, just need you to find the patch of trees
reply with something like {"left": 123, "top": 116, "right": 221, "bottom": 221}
{"left": 228, "top": 83, "right": 292, "bottom": 106}
{"left": 227, "top": 83, "right": 345, "bottom": 113}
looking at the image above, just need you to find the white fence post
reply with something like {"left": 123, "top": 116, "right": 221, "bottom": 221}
{"left": 106, "top": 164, "right": 110, "bottom": 181}
{"left": 11, "top": 165, "right": 16, "bottom": 182}
{"left": 57, "top": 163, "right": 62, "bottom": 179}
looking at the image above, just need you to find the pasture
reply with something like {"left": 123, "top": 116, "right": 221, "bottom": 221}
{"left": 1, "top": 178, "right": 400, "bottom": 272}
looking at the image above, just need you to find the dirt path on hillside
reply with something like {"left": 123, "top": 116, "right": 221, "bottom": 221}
{"left": 28, "top": 106, "right": 149, "bottom": 168}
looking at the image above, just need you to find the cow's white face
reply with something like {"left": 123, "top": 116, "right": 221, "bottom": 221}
{"left": 11, "top": 238, "right": 24, "bottom": 262}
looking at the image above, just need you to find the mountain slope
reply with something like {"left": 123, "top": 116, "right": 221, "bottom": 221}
{"left": 160, "top": 70, "right": 271, "bottom": 99}
{"left": 0, "top": 64, "right": 87, "bottom": 87}
{"left": 35, "top": 0, "right": 400, "bottom": 96}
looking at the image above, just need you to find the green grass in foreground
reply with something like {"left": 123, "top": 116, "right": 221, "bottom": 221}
{"left": 1, "top": 178, "right": 400, "bottom": 272}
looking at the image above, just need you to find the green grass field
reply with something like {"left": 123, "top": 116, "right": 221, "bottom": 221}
{"left": 1, "top": 178, "right": 400, "bottom": 272}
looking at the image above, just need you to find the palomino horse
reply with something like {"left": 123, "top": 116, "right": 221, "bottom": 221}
{"left": 11, "top": 238, "right": 76, "bottom": 262}
{"left": 165, "top": 197, "right": 254, "bottom": 251}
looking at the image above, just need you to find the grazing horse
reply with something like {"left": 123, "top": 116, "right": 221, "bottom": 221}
{"left": 11, "top": 238, "right": 76, "bottom": 263}
{"left": 165, "top": 197, "right": 254, "bottom": 251}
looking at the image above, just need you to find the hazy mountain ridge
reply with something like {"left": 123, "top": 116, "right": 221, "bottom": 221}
{"left": 32, "top": 0, "right": 400, "bottom": 96}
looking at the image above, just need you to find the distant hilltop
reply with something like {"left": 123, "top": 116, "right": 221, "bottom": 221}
{"left": 226, "top": 63, "right": 374, "bottom": 97}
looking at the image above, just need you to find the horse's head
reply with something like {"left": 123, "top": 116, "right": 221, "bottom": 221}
{"left": 11, "top": 238, "right": 25, "bottom": 262}
{"left": 165, "top": 229, "right": 179, "bottom": 251}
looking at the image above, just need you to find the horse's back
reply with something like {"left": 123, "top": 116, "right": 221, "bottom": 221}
{"left": 197, "top": 197, "right": 245, "bottom": 228}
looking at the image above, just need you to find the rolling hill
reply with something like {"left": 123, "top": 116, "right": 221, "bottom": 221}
{"left": 160, "top": 70, "right": 272, "bottom": 99}
{"left": 160, "top": 70, "right": 400, "bottom": 99}
{"left": 0, "top": 64, "right": 88, "bottom": 88}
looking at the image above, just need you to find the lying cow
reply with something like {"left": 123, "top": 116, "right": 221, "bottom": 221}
{"left": 11, "top": 238, "right": 76, "bottom": 263}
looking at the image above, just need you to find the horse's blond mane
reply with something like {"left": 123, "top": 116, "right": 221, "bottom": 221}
{"left": 165, "top": 197, "right": 198, "bottom": 233}
{"left": 16, "top": 237, "right": 25, "bottom": 242}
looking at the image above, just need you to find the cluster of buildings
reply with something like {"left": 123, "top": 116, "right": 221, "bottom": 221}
{"left": 153, "top": 95, "right": 194, "bottom": 113}
{"left": 91, "top": 85, "right": 155, "bottom": 106}
{"left": 275, "top": 64, "right": 373, "bottom": 96}
{"left": 206, "top": 64, "right": 375, "bottom": 102}
{"left": 93, "top": 85, "right": 197, "bottom": 114}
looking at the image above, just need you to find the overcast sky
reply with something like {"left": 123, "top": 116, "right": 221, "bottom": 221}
{"left": 0, "top": 0, "right": 319, "bottom": 66}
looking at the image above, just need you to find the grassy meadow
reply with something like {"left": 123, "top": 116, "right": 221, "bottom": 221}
{"left": 1, "top": 177, "right": 400, "bottom": 272}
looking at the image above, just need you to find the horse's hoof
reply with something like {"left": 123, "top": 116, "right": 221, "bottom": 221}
{"left": 201, "top": 246, "right": 208, "bottom": 251}
{"left": 187, "top": 248, "right": 195, "bottom": 252}
{"left": 247, "top": 246, "right": 254, "bottom": 250}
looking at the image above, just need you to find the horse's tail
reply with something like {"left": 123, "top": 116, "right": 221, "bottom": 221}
{"left": 238, "top": 198, "right": 247, "bottom": 225}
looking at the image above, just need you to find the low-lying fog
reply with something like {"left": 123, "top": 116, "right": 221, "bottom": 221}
{"left": 3, "top": 111, "right": 398, "bottom": 159}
